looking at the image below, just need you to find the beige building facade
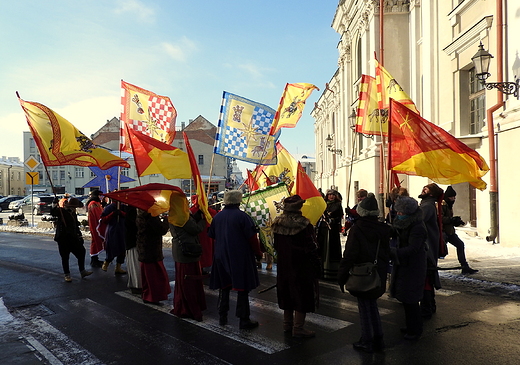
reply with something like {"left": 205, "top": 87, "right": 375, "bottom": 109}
{"left": 313, "top": 0, "right": 520, "bottom": 246}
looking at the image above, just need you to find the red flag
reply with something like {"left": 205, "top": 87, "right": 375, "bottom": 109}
{"left": 126, "top": 125, "right": 191, "bottom": 180}
{"left": 103, "top": 183, "right": 189, "bottom": 226}
{"left": 182, "top": 132, "right": 212, "bottom": 224}
{"left": 245, "top": 169, "right": 260, "bottom": 191}
{"left": 295, "top": 162, "right": 326, "bottom": 225}
{"left": 388, "top": 99, "right": 489, "bottom": 190}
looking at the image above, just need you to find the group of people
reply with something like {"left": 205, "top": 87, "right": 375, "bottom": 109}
{"left": 51, "top": 182, "right": 477, "bottom": 348}
{"left": 335, "top": 183, "right": 478, "bottom": 353}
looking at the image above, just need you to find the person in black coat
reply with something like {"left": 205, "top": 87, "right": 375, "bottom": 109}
{"left": 390, "top": 196, "right": 428, "bottom": 340}
{"left": 338, "top": 193, "right": 391, "bottom": 353}
{"left": 51, "top": 197, "right": 92, "bottom": 282}
{"left": 272, "top": 195, "right": 321, "bottom": 338}
{"left": 317, "top": 189, "right": 343, "bottom": 280}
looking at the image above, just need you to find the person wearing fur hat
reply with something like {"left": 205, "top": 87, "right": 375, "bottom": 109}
{"left": 316, "top": 189, "right": 343, "bottom": 280}
{"left": 208, "top": 190, "right": 263, "bottom": 329}
{"left": 390, "top": 196, "right": 427, "bottom": 340}
{"left": 418, "top": 183, "right": 444, "bottom": 319}
{"left": 441, "top": 186, "right": 478, "bottom": 274}
{"left": 272, "top": 195, "right": 321, "bottom": 338}
{"left": 338, "top": 193, "right": 391, "bottom": 352}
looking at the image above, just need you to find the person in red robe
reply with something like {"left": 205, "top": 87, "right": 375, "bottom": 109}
{"left": 86, "top": 190, "right": 104, "bottom": 267}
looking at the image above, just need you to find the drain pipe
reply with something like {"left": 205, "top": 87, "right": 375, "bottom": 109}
{"left": 485, "top": 0, "right": 505, "bottom": 243}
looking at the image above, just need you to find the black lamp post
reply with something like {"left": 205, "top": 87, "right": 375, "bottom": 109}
{"left": 471, "top": 42, "right": 519, "bottom": 98}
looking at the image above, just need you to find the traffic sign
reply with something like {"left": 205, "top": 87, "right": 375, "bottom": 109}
{"left": 26, "top": 171, "right": 39, "bottom": 185}
{"left": 24, "top": 156, "right": 40, "bottom": 171}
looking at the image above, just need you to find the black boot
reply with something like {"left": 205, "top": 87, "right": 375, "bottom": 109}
{"left": 90, "top": 255, "right": 103, "bottom": 267}
{"left": 461, "top": 264, "right": 479, "bottom": 274}
{"left": 353, "top": 338, "right": 374, "bottom": 353}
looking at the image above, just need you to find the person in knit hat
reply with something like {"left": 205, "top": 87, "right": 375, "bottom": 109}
{"left": 441, "top": 186, "right": 478, "bottom": 274}
{"left": 338, "top": 193, "right": 391, "bottom": 352}
{"left": 390, "top": 195, "right": 427, "bottom": 340}
{"left": 417, "top": 183, "right": 444, "bottom": 319}
{"left": 317, "top": 189, "right": 344, "bottom": 280}
{"left": 208, "top": 190, "right": 263, "bottom": 329}
{"left": 272, "top": 195, "right": 321, "bottom": 338}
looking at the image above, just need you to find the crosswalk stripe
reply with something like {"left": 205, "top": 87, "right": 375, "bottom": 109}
{"left": 116, "top": 290, "right": 291, "bottom": 354}
{"left": 203, "top": 288, "right": 353, "bottom": 332}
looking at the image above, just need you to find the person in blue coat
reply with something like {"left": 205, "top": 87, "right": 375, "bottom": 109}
{"left": 208, "top": 190, "right": 263, "bottom": 329}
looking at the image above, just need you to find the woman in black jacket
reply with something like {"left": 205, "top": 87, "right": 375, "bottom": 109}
{"left": 338, "top": 193, "right": 391, "bottom": 353}
{"left": 390, "top": 196, "right": 428, "bottom": 341}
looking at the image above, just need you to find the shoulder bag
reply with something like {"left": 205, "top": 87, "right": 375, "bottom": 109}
{"left": 345, "top": 239, "right": 381, "bottom": 293}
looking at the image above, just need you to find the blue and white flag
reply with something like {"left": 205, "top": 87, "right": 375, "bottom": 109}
{"left": 214, "top": 92, "right": 280, "bottom": 165}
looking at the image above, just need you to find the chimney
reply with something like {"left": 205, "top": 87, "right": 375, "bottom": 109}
{"left": 181, "top": 122, "right": 186, "bottom": 130}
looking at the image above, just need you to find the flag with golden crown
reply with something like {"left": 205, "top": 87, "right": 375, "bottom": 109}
{"left": 270, "top": 83, "right": 319, "bottom": 135}
{"left": 120, "top": 80, "right": 177, "bottom": 153}
{"left": 182, "top": 132, "right": 212, "bottom": 224}
{"left": 214, "top": 92, "right": 281, "bottom": 165}
{"left": 19, "top": 98, "right": 130, "bottom": 169}
{"left": 388, "top": 99, "right": 489, "bottom": 190}
{"left": 126, "top": 125, "right": 191, "bottom": 180}
{"left": 355, "top": 75, "right": 381, "bottom": 135}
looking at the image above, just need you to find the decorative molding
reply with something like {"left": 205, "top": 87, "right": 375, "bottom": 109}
{"left": 443, "top": 16, "right": 493, "bottom": 56}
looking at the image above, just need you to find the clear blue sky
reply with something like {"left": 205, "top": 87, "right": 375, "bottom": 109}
{"left": 0, "top": 0, "right": 339, "bottom": 171}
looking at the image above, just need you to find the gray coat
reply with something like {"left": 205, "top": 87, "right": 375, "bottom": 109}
{"left": 170, "top": 216, "right": 206, "bottom": 264}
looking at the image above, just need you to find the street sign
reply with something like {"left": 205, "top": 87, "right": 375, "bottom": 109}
{"left": 26, "top": 171, "right": 39, "bottom": 185}
{"left": 24, "top": 156, "right": 40, "bottom": 171}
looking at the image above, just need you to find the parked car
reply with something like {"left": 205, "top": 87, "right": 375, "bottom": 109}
{"left": 20, "top": 195, "right": 56, "bottom": 215}
{"left": 0, "top": 196, "right": 24, "bottom": 212}
{"left": 8, "top": 199, "right": 25, "bottom": 212}
{"left": 76, "top": 198, "right": 89, "bottom": 216}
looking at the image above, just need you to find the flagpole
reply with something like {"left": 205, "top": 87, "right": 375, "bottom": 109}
{"left": 377, "top": 0, "right": 386, "bottom": 220}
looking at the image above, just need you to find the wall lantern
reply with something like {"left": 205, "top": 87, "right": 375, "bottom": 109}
{"left": 471, "top": 42, "right": 519, "bottom": 98}
{"left": 325, "top": 134, "right": 342, "bottom": 156}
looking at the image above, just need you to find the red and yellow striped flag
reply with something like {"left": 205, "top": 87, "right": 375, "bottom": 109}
{"left": 388, "top": 99, "right": 489, "bottom": 190}
{"left": 355, "top": 75, "right": 381, "bottom": 135}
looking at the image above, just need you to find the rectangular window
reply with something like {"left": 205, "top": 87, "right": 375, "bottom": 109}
{"left": 469, "top": 68, "right": 486, "bottom": 134}
{"left": 75, "top": 167, "right": 84, "bottom": 178}
{"left": 198, "top": 155, "right": 204, "bottom": 165}
{"left": 121, "top": 167, "right": 130, "bottom": 176}
{"left": 60, "top": 170, "right": 65, "bottom": 180}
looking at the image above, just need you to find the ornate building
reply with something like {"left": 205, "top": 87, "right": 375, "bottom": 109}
{"left": 313, "top": 0, "right": 520, "bottom": 246}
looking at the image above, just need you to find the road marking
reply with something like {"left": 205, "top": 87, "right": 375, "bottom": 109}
{"left": 116, "top": 290, "right": 291, "bottom": 354}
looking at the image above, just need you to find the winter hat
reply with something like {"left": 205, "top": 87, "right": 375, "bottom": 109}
{"left": 65, "top": 198, "right": 83, "bottom": 209}
{"left": 223, "top": 190, "right": 243, "bottom": 205}
{"left": 326, "top": 189, "right": 338, "bottom": 196}
{"left": 356, "top": 192, "right": 379, "bottom": 217}
{"left": 425, "top": 183, "right": 444, "bottom": 198}
{"left": 444, "top": 186, "right": 456, "bottom": 198}
{"left": 394, "top": 196, "right": 419, "bottom": 215}
{"left": 283, "top": 195, "right": 306, "bottom": 212}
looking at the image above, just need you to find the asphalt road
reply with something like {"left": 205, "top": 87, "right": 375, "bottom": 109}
{"left": 1, "top": 229, "right": 520, "bottom": 365}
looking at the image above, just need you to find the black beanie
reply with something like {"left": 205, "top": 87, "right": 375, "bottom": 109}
{"left": 444, "top": 186, "right": 456, "bottom": 198}
{"left": 356, "top": 193, "right": 379, "bottom": 217}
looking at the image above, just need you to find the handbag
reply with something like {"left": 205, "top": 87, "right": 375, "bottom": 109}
{"left": 345, "top": 239, "right": 381, "bottom": 293}
{"left": 172, "top": 227, "right": 202, "bottom": 257}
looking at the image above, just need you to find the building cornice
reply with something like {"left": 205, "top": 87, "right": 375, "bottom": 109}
{"left": 443, "top": 15, "right": 493, "bottom": 56}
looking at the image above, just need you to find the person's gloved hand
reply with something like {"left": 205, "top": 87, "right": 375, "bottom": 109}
{"left": 451, "top": 216, "right": 465, "bottom": 227}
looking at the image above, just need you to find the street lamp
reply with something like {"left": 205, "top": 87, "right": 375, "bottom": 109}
{"left": 471, "top": 42, "right": 519, "bottom": 98}
{"left": 325, "top": 134, "right": 342, "bottom": 156}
